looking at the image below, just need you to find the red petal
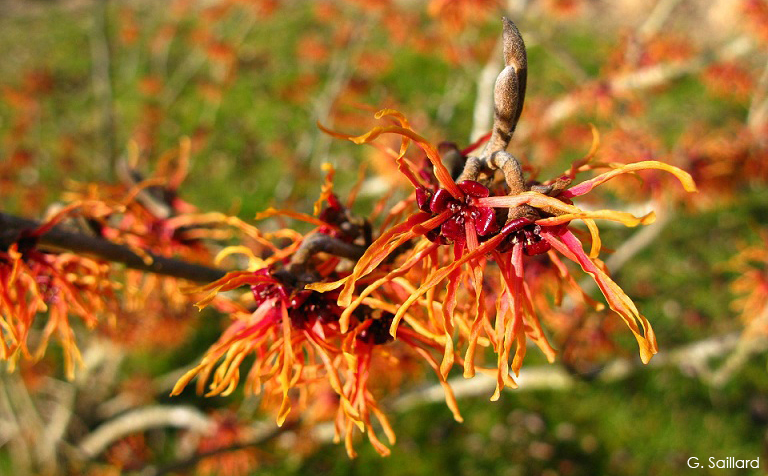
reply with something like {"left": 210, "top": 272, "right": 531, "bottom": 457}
{"left": 415, "top": 188, "right": 433, "bottom": 212}
{"left": 500, "top": 217, "right": 532, "bottom": 234}
{"left": 441, "top": 216, "right": 465, "bottom": 242}
{"left": 430, "top": 188, "right": 455, "bottom": 213}
{"left": 473, "top": 207, "right": 498, "bottom": 236}
{"left": 458, "top": 180, "right": 490, "bottom": 198}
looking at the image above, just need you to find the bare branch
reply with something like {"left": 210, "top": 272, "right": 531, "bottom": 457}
{"left": 638, "top": 0, "right": 684, "bottom": 40}
{"left": 469, "top": 39, "right": 503, "bottom": 144}
{"left": 76, "top": 405, "right": 214, "bottom": 459}
{"left": 0, "top": 212, "right": 227, "bottom": 283}
{"left": 516, "top": 36, "right": 754, "bottom": 141}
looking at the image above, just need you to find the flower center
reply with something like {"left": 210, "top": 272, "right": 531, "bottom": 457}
{"left": 417, "top": 180, "right": 500, "bottom": 244}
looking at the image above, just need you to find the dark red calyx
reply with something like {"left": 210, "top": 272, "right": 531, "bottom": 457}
{"left": 523, "top": 238, "right": 551, "bottom": 256}
{"left": 458, "top": 180, "right": 490, "bottom": 198}
{"left": 327, "top": 193, "right": 342, "bottom": 210}
{"left": 496, "top": 219, "right": 551, "bottom": 254}
{"left": 288, "top": 290, "right": 342, "bottom": 327}
{"left": 500, "top": 217, "right": 533, "bottom": 234}
{"left": 416, "top": 188, "right": 433, "bottom": 212}
{"left": 425, "top": 226, "right": 450, "bottom": 244}
{"left": 472, "top": 207, "right": 498, "bottom": 236}
{"left": 357, "top": 313, "right": 395, "bottom": 345}
{"left": 429, "top": 188, "right": 456, "bottom": 214}
{"left": 440, "top": 215, "right": 466, "bottom": 242}
{"left": 251, "top": 269, "right": 284, "bottom": 304}
{"left": 289, "top": 289, "right": 312, "bottom": 308}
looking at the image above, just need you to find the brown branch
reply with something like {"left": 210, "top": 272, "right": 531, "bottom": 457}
{"left": 76, "top": 405, "right": 214, "bottom": 459}
{"left": 0, "top": 212, "right": 226, "bottom": 283}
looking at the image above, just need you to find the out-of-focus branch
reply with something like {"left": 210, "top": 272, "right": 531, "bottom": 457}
{"left": 392, "top": 332, "right": 747, "bottom": 411}
{"left": 576, "top": 202, "right": 672, "bottom": 298}
{"left": 637, "top": 0, "right": 684, "bottom": 40}
{"left": 709, "top": 303, "right": 768, "bottom": 387}
{"left": 469, "top": 37, "right": 503, "bottom": 143}
{"left": 76, "top": 405, "right": 214, "bottom": 459}
{"left": 0, "top": 212, "right": 227, "bottom": 283}
{"left": 748, "top": 56, "right": 768, "bottom": 145}
{"left": 515, "top": 35, "right": 754, "bottom": 141}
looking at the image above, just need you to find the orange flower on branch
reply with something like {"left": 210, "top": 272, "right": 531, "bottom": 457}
{"left": 171, "top": 182, "right": 459, "bottom": 457}
{"left": 317, "top": 18, "right": 697, "bottom": 399}
{"left": 0, "top": 202, "right": 119, "bottom": 378}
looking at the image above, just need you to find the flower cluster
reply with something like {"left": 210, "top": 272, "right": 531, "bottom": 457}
{"left": 0, "top": 202, "right": 118, "bottom": 378}
{"left": 171, "top": 18, "right": 697, "bottom": 456}
{"left": 317, "top": 108, "right": 695, "bottom": 399}
{"left": 172, "top": 171, "right": 461, "bottom": 457}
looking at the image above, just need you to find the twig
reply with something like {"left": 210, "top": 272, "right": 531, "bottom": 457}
{"left": 748, "top": 55, "right": 768, "bottom": 144}
{"left": 160, "top": 4, "right": 257, "bottom": 109}
{"left": 604, "top": 205, "right": 671, "bottom": 272}
{"left": 290, "top": 13, "right": 374, "bottom": 200}
{"left": 437, "top": 74, "right": 471, "bottom": 125}
{"left": 709, "top": 303, "right": 768, "bottom": 387}
{"left": 0, "top": 212, "right": 227, "bottom": 283}
{"left": 469, "top": 38, "right": 503, "bottom": 143}
{"left": 516, "top": 35, "right": 754, "bottom": 141}
{"left": 526, "top": 30, "right": 589, "bottom": 84}
{"left": 638, "top": 0, "right": 684, "bottom": 40}
{"left": 0, "top": 373, "right": 35, "bottom": 475}
{"left": 76, "top": 405, "right": 214, "bottom": 459}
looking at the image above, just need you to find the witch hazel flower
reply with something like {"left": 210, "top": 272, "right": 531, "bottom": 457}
{"left": 318, "top": 17, "right": 697, "bottom": 399}
{"left": 171, "top": 166, "right": 459, "bottom": 456}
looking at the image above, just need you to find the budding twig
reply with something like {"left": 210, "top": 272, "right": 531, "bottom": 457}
{"left": 454, "top": 18, "right": 540, "bottom": 223}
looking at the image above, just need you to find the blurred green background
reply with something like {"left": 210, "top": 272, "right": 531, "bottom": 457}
{"left": 1, "top": 0, "right": 767, "bottom": 475}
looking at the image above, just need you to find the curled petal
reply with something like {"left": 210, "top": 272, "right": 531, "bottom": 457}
{"left": 536, "top": 209, "right": 656, "bottom": 228}
{"left": 335, "top": 122, "right": 462, "bottom": 199}
{"left": 542, "top": 229, "right": 658, "bottom": 363}
{"left": 255, "top": 208, "right": 330, "bottom": 228}
{"left": 560, "top": 160, "right": 698, "bottom": 199}
{"left": 478, "top": 192, "right": 656, "bottom": 228}
{"left": 389, "top": 227, "right": 516, "bottom": 337}
{"left": 337, "top": 211, "right": 450, "bottom": 313}
{"left": 313, "top": 163, "right": 336, "bottom": 216}
{"left": 473, "top": 207, "right": 498, "bottom": 236}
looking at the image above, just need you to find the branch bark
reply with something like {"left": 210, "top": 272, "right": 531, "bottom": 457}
{"left": 0, "top": 212, "right": 226, "bottom": 283}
